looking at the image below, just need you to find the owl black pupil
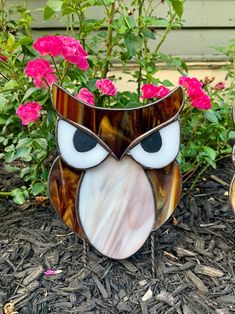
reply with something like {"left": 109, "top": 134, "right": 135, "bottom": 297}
{"left": 73, "top": 129, "right": 97, "bottom": 152}
{"left": 141, "top": 131, "right": 162, "bottom": 153}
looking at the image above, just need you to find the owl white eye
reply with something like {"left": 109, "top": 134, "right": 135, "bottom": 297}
{"left": 57, "top": 119, "right": 109, "bottom": 169}
{"left": 129, "top": 120, "right": 180, "bottom": 169}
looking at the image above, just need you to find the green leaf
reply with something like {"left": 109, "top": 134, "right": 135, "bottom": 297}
{"left": 2, "top": 80, "right": 19, "bottom": 91}
{"left": 168, "top": 0, "right": 184, "bottom": 18}
{"left": 204, "top": 110, "right": 219, "bottom": 124}
{"left": 161, "top": 79, "right": 174, "bottom": 87}
{"left": 43, "top": 5, "right": 55, "bottom": 20}
{"left": 19, "top": 36, "right": 33, "bottom": 45}
{"left": 61, "top": 2, "right": 74, "bottom": 15}
{"left": 5, "top": 151, "right": 14, "bottom": 163}
{"left": 47, "top": 0, "right": 63, "bottom": 12}
{"left": 124, "top": 32, "right": 144, "bottom": 58}
{"left": 20, "top": 167, "right": 31, "bottom": 179}
{"left": 0, "top": 115, "right": 7, "bottom": 125}
{"left": 11, "top": 188, "right": 26, "bottom": 205}
{"left": 143, "top": 17, "right": 169, "bottom": 27}
{"left": 202, "top": 146, "right": 216, "bottom": 161}
{"left": 124, "top": 16, "right": 136, "bottom": 29}
{"left": 32, "top": 138, "right": 48, "bottom": 150}
{"left": 142, "top": 28, "right": 155, "bottom": 40}
{"left": 229, "top": 131, "right": 235, "bottom": 139}
{"left": 16, "top": 137, "right": 32, "bottom": 149}
{"left": 31, "top": 182, "right": 45, "bottom": 196}
{"left": 21, "top": 87, "right": 39, "bottom": 102}
{"left": 0, "top": 95, "right": 7, "bottom": 107}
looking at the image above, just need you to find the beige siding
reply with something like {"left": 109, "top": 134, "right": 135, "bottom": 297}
{"left": 6, "top": 0, "right": 235, "bottom": 61}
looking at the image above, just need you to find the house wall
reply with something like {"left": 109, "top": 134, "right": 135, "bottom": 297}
{"left": 6, "top": 0, "right": 235, "bottom": 62}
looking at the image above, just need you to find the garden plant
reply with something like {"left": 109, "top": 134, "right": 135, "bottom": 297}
{"left": 0, "top": 0, "right": 234, "bottom": 204}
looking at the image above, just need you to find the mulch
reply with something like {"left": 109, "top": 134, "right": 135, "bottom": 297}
{"left": 0, "top": 159, "right": 235, "bottom": 314}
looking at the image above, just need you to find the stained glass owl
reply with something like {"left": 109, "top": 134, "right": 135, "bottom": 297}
{"left": 48, "top": 84, "right": 184, "bottom": 259}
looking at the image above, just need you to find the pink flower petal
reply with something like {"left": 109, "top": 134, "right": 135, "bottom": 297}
{"left": 96, "top": 78, "right": 117, "bottom": 96}
{"left": 44, "top": 269, "right": 62, "bottom": 276}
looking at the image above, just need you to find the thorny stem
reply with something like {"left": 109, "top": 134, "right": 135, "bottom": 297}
{"left": 60, "top": 61, "right": 70, "bottom": 84}
{"left": 154, "top": 11, "right": 176, "bottom": 54}
{"left": 77, "top": 2, "right": 86, "bottom": 47}
{"left": 137, "top": 0, "right": 144, "bottom": 98}
{"left": 51, "top": 56, "right": 62, "bottom": 84}
{"left": 101, "top": 2, "right": 116, "bottom": 78}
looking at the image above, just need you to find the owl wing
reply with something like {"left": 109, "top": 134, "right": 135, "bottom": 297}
{"left": 146, "top": 160, "right": 182, "bottom": 230}
{"left": 48, "top": 156, "right": 83, "bottom": 236}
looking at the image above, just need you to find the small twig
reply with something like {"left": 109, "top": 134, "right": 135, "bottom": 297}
{"left": 0, "top": 71, "right": 9, "bottom": 80}
{"left": 209, "top": 174, "right": 229, "bottom": 187}
{"left": 82, "top": 236, "right": 89, "bottom": 269}
{"left": 151, "top": 232, "right": 155, "bottom": 278}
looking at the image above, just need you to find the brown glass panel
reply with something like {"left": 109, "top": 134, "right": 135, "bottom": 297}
{"left": 48, "top": 156, "right": 83, "bottom": 236}
{"left": 229, "top": 175, "right": 235, "bottom": 214}
{"left": 146, "top": 161, "right": 182, "bottom": 230}
{"left": 52, "top": 84, "right": 184, "bottom": 159}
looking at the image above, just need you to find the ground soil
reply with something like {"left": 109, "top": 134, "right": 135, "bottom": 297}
{"left": 0, "top": 159, "right": 235, "bottom": 314}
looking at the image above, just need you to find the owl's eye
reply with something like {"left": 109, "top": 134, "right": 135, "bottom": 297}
{"left": 129, "top": 120, "right": 180, "bottom": 169}
{"left": 57, "top": 119, "right": 109, "bottom": 169}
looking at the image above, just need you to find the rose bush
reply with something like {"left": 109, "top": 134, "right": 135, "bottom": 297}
{"left": 0, "top": 0, "right": 234, "bottom": 203}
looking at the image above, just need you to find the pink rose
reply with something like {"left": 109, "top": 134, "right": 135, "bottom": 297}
{"left": 191, "top": 93, "right": 211, "bottom": 110}
{"left": 214, "top": 82, "right": 225, "bottom": 90}
{"left": 0, "top": 54, "right": 7, "bottom": 61}
{"left": 179, "top": 75, "right": 211, "bottom": 110}
{"left": 75, "top": 88, "right": 95, "bottom": 106}
{"left": 141, "top": 84, "right": 170, "bottom": 99}
{"left": 96, "top": 78, "right": 117, "bottom": 96}
{"left": 59, "top": 36, "right": 89, "bottom": 71}
{"left": 25, "top": 58, "right": 56, "bottom": 88}
{"left": 186, "top": 78, "right": 203, "bottom": 97}
{"left": 33, "top": 36, "right": 62, "bottom": 57}
{"left": 16, "top": 102, "right": 42, "bottom": 125}
{"left": 178, "top": 76, "right": 192, "bottom": 89}
{"left": 155, "top": 86, "right": 170, "bottom": 98}
{"left": 141, "top": 84, "right": 159, "bottom": 99}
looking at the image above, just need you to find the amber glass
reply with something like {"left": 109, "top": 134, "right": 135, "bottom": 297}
{"left": 52, "top": 84, "right": 184, "bottom": 159}
{"left": 229, "top": 106, "right": 235, "bottom": 213}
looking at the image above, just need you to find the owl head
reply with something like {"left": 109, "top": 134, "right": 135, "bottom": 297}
{"left": 229, "top": 106, "right": 235, "bottom": 213}
{"left": 48, "top": 84, "right": 184, "bottom": 259}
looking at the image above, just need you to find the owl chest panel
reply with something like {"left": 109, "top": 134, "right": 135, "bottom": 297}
{"left": 77, "top": 156, "right": 155, "bottom": 259}
{"left": 48, "top": 84, "right": 184, "bottom": 259}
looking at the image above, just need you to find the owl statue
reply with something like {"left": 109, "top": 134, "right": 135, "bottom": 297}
{"left": 229, "top": 106, "right": 235, "bottom": 213}
{"left": 48, "top": 84, "right": 184, "bottom": 260}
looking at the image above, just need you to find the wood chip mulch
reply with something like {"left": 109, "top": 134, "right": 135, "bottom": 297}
{"left": 0, "top": 159, "right": 235, "bottom": 314}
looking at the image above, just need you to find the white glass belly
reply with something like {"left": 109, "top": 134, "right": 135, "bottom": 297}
{"left": 78, "top": 156, "right": 155, "bottom": 259}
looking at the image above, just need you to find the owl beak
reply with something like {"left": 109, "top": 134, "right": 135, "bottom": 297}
{"left": 76, "top": 156, "right": 155, "bottom": 259}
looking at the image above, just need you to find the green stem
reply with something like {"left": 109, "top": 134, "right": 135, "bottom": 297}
{"left": 0, "top": 191, "right": 11, "bottom": 196}
{"left": 60, "top": 61, "right": 70, "bottom": 84}
{"left": 51, "top": 56, "right": 62, "bottom": 83}
{"left": 154, "top": 12, "right": 176, "bottom": 54}
{"left": 101, "top": 2, "right": 116, "bottom": 78}
{"left": 0, "top": 0, "right": 5, "bottom": 32}
{"left": 188, "top": 164, "right": 209, "bottom": 192}
{"left": 77, "top": 3, "right": 85, "bottom": 47}
{"left": 136, "top": 0, "right": 144, "bottom": 98}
